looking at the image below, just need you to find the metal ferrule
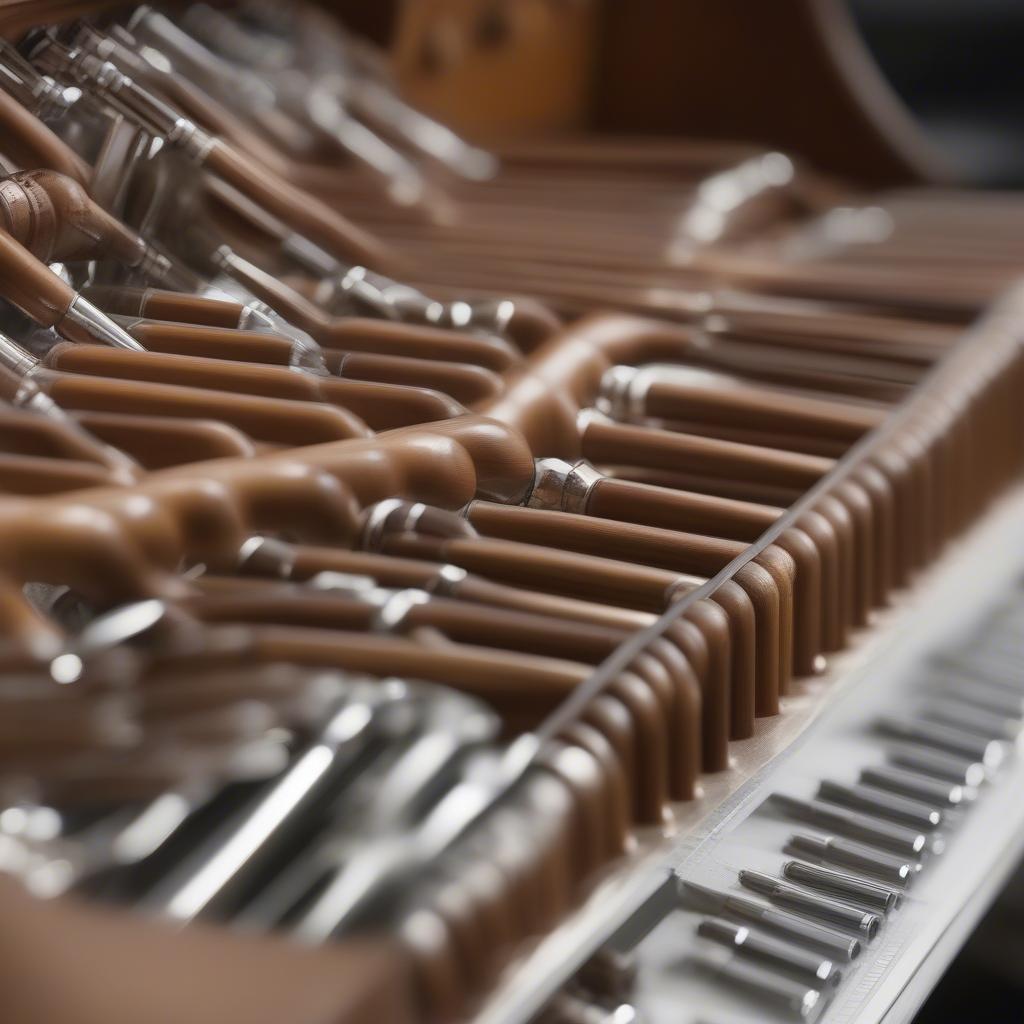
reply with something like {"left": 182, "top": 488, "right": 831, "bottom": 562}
{"left": 280, "top": 233, "right": 343, "bottom": 279}
{"left": 525, "top": 458, "right": 602, "bottom": 515}
{"left": 333, "top": 266, "right": 409, "bottom": 321}
{"left": 0, "top": 332, "right": 41, "bottom": 378}
{"left": 14, "top": 383, "right": 61, "bottom": 419}
{"left": 235, "top": 536, "right": 297, "bottom": 579}
{"left": 738, "top": 870, "right": 881, "bottom": 939}
{"left": 69, "top": 35, "right": 199, "bottom": 149}
{"left": 816, "top": 779, "right": 943, "bottom": 831}
{"left": 166, "top": 118, "right": 216, "bottom": 164}
{"left": 359, "top": 498, "right": 411, "bottom": 552}
{"left": 235, "top": 301, "right": 277, "bottom": 333}
{"left": 460, "top": 298, "right": 515, "bottom": 337}
{"left": 373, "top": 588, "right": 431, "bottom": 634}
{"left": 787, "top": 833, "right": 916, "bottom": 889}
{"left": 59, "top": 296, "right": 146, "bottom": 351}
{"left": 306, "top": 571, "right": 377, "bottom": 596}
{"left": 426, "top": 564, "right": 468, "bottom": 597}
{"left": 697, "top": 917, "right": 841, "bottom": 988}
{"left": 770, "top": 793, "right": 927, "bottom": 857}
{"left": 782, "top": 860, "right": 899, "bottom": 914}
{"left": 134, "top": 247, "right": 174, "bottom": 283}
{"left": 596, "top": 364, "right": 656, "bottom": 423}
{"left": 233, "top": 296, "right": 327, "bottom": 375}
{"left": 0, "top": 43, "right": 67, "bottom": 118}
{"left": 429, "top": 297, "right": 511, "bottom": 336}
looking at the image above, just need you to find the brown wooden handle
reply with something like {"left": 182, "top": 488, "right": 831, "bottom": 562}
{"left": 0, "top": 878, "right": 418, "bottom": 1024}
{"left": 641, "top": 372, "right": 884, "bottom": 443}
{"left": 73, "top": 412, "right": 256, "bottom": 468}
{"left": 46, "top": 344, "right": 318, "bottom": 401}
{"left": 333, "top": 350, "right": 504, "bottom": 405}
{"left": 321, "top": 318, "right": 520, "bottom": 372}
{"left": 0, "top": 406, "right": 126, "bottom": 468}
{"left": 320, "top": 378, "right": 465, "bottom": 430}
{"left": 0, "top": 453, "right": 115, "bottom": 495}
{"left": 464, "top": 502, "right": 787, "bottom": 717}
{"left": 83, "top": 287, "right": 245, "bottom": 329}
{"left": 0, "top": 500, "right": 168, "bottom": 609}
{"left": 48, "top": 342, "right": 466, "bottom": 432}
{"left": 172, "top": 460, "right": 361, "bottom": 550}
{"left": 586, "top": 478, "right": 821, "bottom": 676}
{"left": 0, "top": 89, "right": 91, "bottom": 185}
{"left": 377, "top": 415, "right": 536, "bottom": 504}
{"left": 42, "top": 374, "right": 370, "bottom": 446}
{"left": 36, "top": 460, "right": 358, "bottom": 578}
{"left": 0, "top": 170, "right": 149, "bottom": 269}
{"left": 581, "top": 417, "right": 833, "bottom": 493}
{"left": 126, "top": 322, "right": 298, "bottom": 365}
{"left": 380, "top": 533, "right": 680, "bottom": 614}
{"left": 0, "top": 227, "right": 74, "bottom": 327}
{"left": 263, "top": 432, "right": 475, "bottom": 508}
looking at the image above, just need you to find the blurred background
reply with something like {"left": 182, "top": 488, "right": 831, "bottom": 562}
{"left": 342, "top": 0, "right": 1024, "bottom": 190}
{"left": 850, "top": 0, "right": 1024, "bottom": 186}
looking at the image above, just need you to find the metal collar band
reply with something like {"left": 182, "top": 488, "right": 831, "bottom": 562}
{"left": 525, "top": 457, "right": 602, "bottom": 515}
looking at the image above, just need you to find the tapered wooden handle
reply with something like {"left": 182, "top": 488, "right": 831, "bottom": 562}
{"left": 0, "top": 227, "right": 73, "bottom": 327}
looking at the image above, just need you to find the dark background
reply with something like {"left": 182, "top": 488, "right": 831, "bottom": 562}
{"left": 856, "top": 5, "right": 1024, "bottom": 1018}
{"left": 850, "top": 0, "right": 1024, "bottom": 186}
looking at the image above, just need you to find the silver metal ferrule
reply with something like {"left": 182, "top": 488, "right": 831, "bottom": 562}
{"left": 439, "top": 297, "right": 515, "bottom": 338}
{"left": 373, "top": 588, "right": 431, "bottom": 633}
{"left": 426, "top": 564, "right": 468, "bottom": 597}
{"left": 562, "top": 461, "right": 603, "bottom": 514}
{"left": 307, "top": 571, "right": 377, "bottom": 596}
{"left": 167, "top": 118, "right": 216, "bottom": 164}
{"left": 782, "top": 860, "right": 899, "bottom": 914}
{"left": 234, "top": 299, "right": 327, "bottom": 376}
{"left": 597, "top": 364, "right": 655, "bottom": 423}
{"left": 787, "top": 833, "right": 916, "bottom": 889}
{"left": 0, "top": 332, "right": 41, "bottom": 378}
{"left": 697, "top": 917, "right": 841, "bottom": 988}
{"left": 281, "top": 233, "right": 343, "bottom": 279}
{"left": 60, "top": 296, "right": 146, "bottom": 351}
{"left": 525, "top": 458, "right": 602, "bottom": 514}
{"left": 134, "top": 247, "right": 177, "bottom": 286}
{"left": 332, "top": 265, "right": 408, "bottom": 321}
{"left": 359, "top": 498, "right": 409, "bottom": 552}
{"left": 235, "top": 536, "right": 297, "bottom": 579}
{"left": 738, "top": 869, "right": 881, "bottom": 939}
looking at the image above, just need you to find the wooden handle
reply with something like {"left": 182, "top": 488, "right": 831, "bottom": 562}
{"left": 0, "top": 452, "right": 115, "bottom": 495}
{"left": 321, "top": 317, "right": 520, "bottom": 372}
{"left": 584, "top": 479, "right": 819, "bottom": 678}
{"left": 333, "top": 350, "right": 504, "bottom": 404}
{"left": 321, "top": 378, "right": 465, "bottom": 431}
{"left": 580, "top": 417, "right": 833, "bottom": 493}
{"left": 126, "top": 322, "right": 299, "bottom": 366}
{"left": 73, "top": 411, "right": 256, "bottom": 468}
{"left": 43, "top": 374, "right": 371, "bottom": 446}
{"left": 46, "top": 344, "right": 319, "bottom": 401}
{"left": 0, "top": 879, "right": 418, "bottom": 1024}
{"left": 641, "top": 372, "right": 884, "bottom": 442}
{"left": 0, "top": 170, "right": 149, "bottom": 269}
{"left": 83, "top": 287, "right": 245, "bottom": 329}
{"left": 0, "top": 500, "right": 167, "bottom": 610}
{"left": 0, "top": 227, "right": 74, "bottom": 327}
